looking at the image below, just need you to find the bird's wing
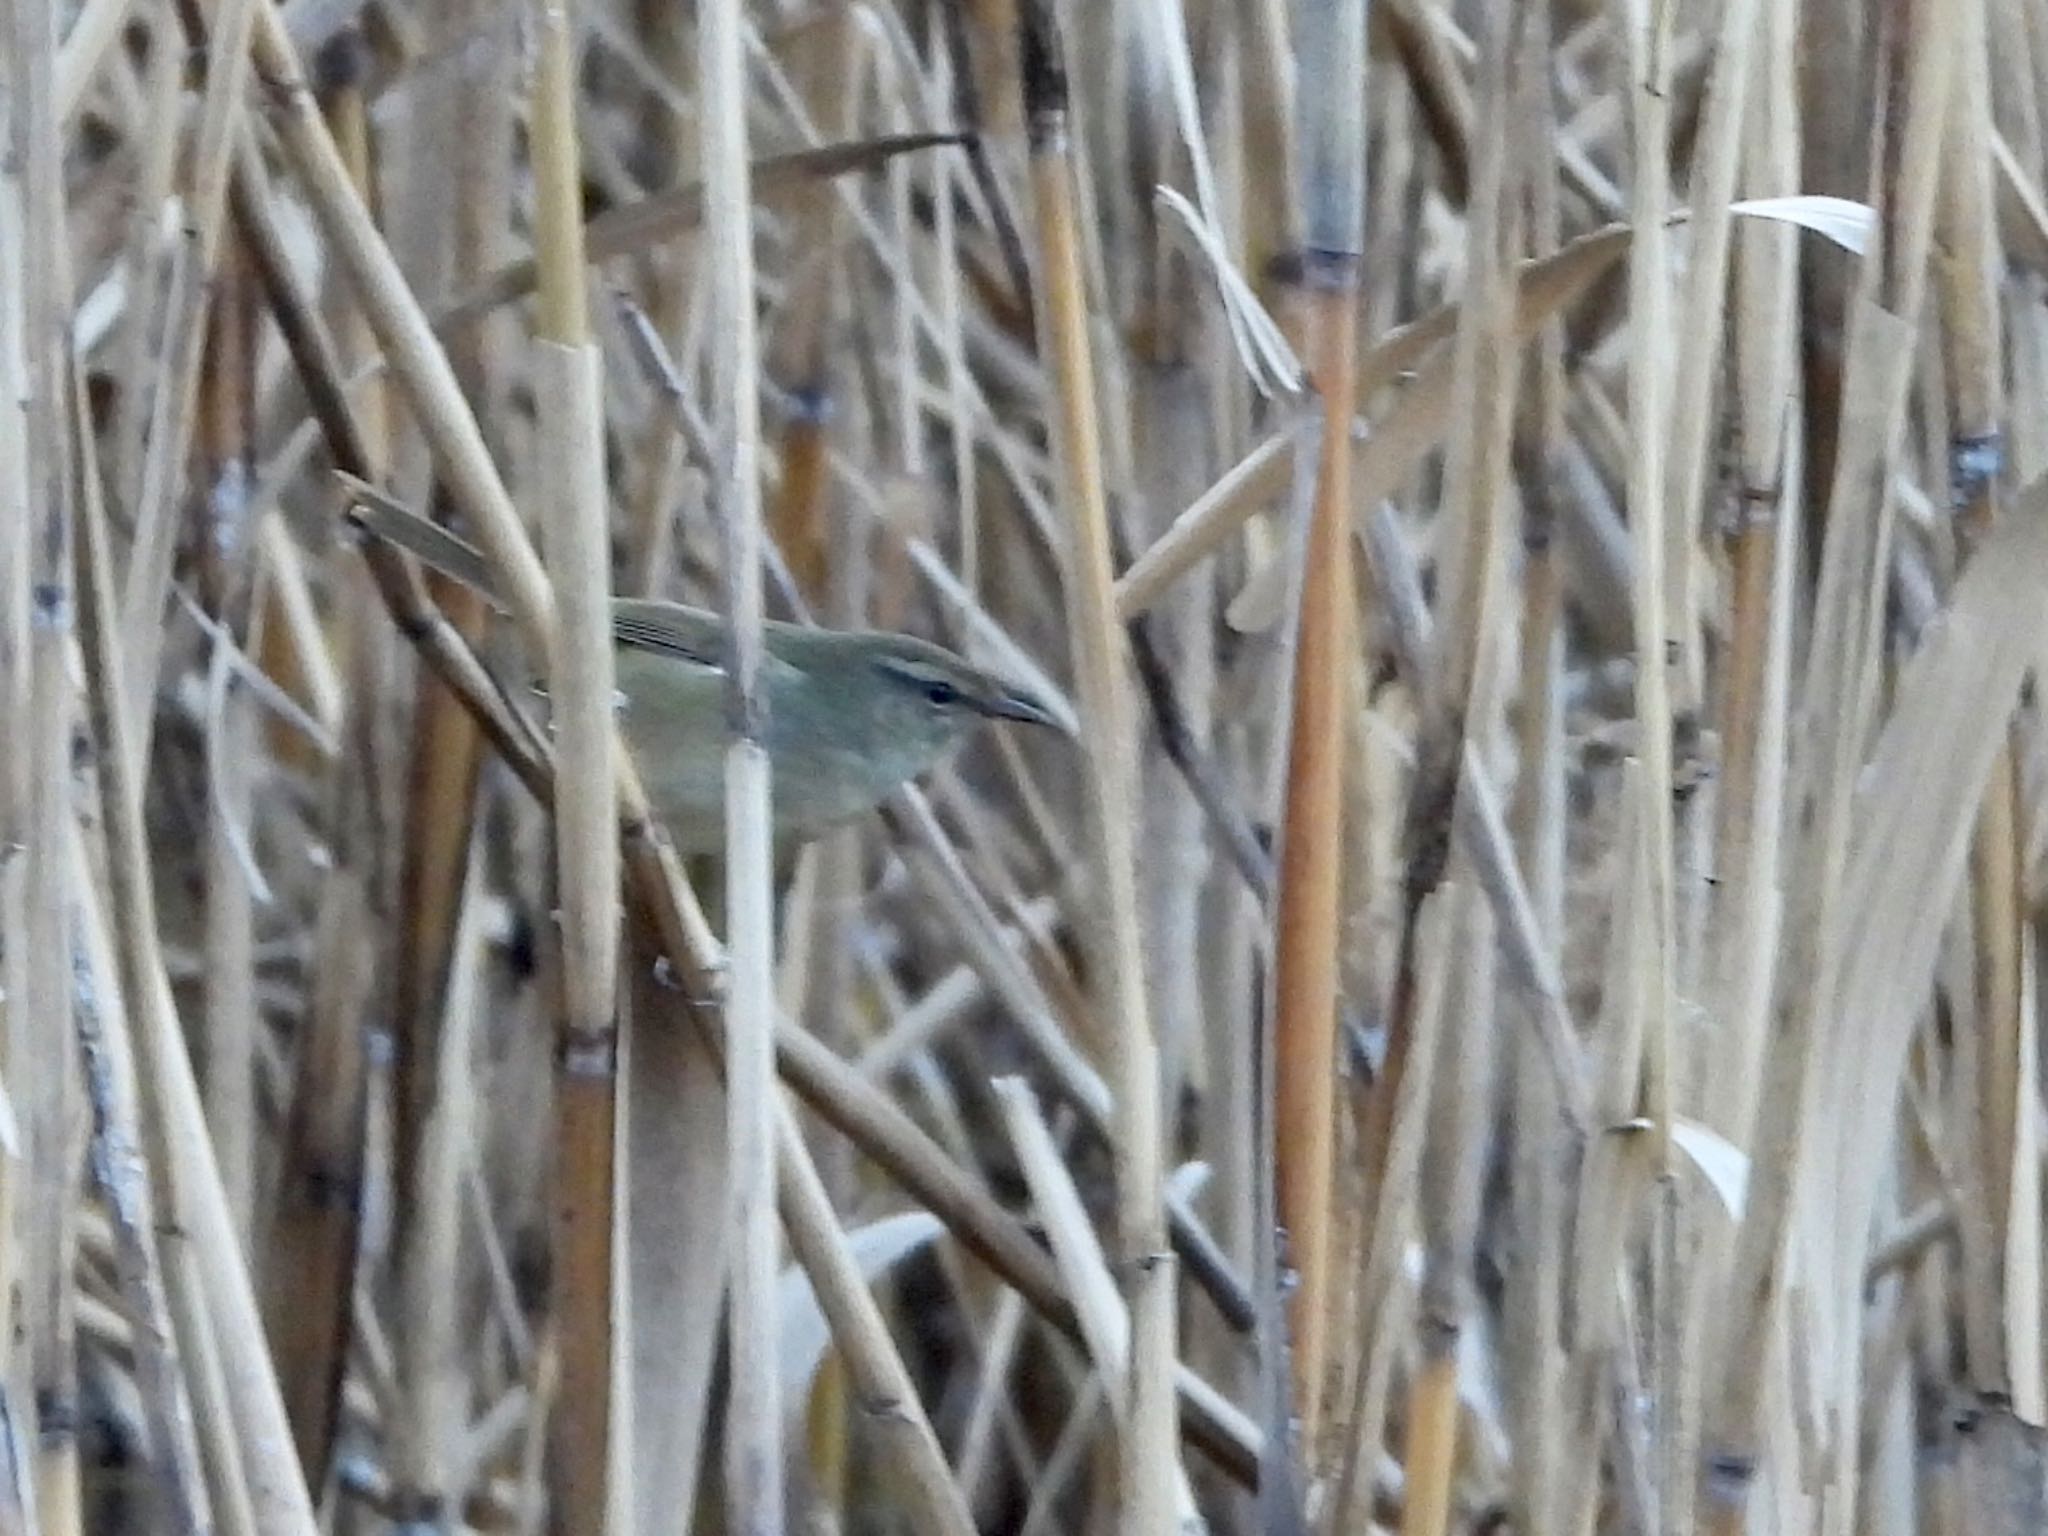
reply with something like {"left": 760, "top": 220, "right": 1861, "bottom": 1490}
{"left": 610, "top": 600, "right": 809, "bottom": 689}
{"left": 344, "top": 486, "right": 811, "bottom": 687}
{"left": 342, "top": 476, "right": 508, "bottom": 604}
{"left": 611, "top": 600, "right": 731, "bottom": 667}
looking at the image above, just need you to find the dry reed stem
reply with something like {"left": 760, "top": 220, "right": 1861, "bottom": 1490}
{"left": 1268, "top": 0, "right": 1368, "bottom": 1445}
{"left": 697, "top": 3, "right": 782, "bottom": 1533}
{"left": 1018, "top": 6, "right": 1176, "bottom": 1531}
{"left": 263, "top": 59, "right": 386, "bottom": 1481}
{"left": 623, "top": 919, "right": 727, "bottom": 1533}
{"left": 532, "top": 6, "right": 624, "bottom": 1520}
{"left": 198, "top": 232, "right": 260, "bottom": 1249}
{"left": 1268, "top": 274, "right": 1356, "bottom": 1444}
{"left": 1401, "top": 855, "right": 1500, "bottom": 1536}
{"left": 392, "top": 835, "right": 490, "bottom": 1519}
{"left": 11, "top": 1, "right": 86, "bottom": 1524}
{"left": 1328, "top": 881, "right": 1460, "bottom": 1535}
{"left": 1936, "top": 0, "right": 2045, "bottom": 1425}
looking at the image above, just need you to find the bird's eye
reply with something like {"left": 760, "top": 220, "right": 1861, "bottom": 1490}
{"left": 923, "top": 680, "right": 962, "bottom": 708}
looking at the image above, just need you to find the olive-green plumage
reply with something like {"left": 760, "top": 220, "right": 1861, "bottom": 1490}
{"left": 607, "top": 599, "right": 1056, "bottom": 851}
{"left": 344, "top": 484, "right": 1058, "bottom": 854}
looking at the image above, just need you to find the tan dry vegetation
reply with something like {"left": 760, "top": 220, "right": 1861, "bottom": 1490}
{"left": 4, "top": 0, "right": 2048, "bottom": 1532}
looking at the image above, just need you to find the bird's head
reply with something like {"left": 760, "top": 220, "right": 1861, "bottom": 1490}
{"left": 727, "top": 623, "right": 1067, "bottom": 830}
{"left": 850, "top": 631, "right": 1062, "bottom": 748}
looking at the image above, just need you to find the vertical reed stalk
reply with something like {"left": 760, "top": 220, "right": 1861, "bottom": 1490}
{"left": 0, "top": 82, "right": 27, "bottom": 1504}
{"left": 699, "top": 3, "right": 783, "bottom": 1533}
{"left": 197, "top": 234, "right": 259, "bottom": 1244}
{"left": 383, "top": 12, "right": 493, "bottom": 1337}
{"left": 257, "top": 39, "right": 379, "bottom": 1479}
{"left": 1694, "top": 4, "right": 1802, "bottom": 1530}
{"left": 1271, "top": 0, "right": 1367, "bottom": 1448}
{"left": 1504, "top": 11, "right": 1571, "bottom": 1531}
{"left": 765, "top": 12, "right": 860, "bottom": 610}
{"left": 1661, "top": 0, "right": 1763, "bottom": 722}
{"left": 531, "top": 0, "right": 624, "bottom": 1526}
{"left": 12, "top": 0, "right": 83, "bottom": 1521}
{"left": 1622, "top": 0, "right": 1677, "bottom": 1169}
{"left": 1938, "top": 0, "right": 2044, "bottom": 1426}
{"left": 1018, "top": 4, "right": 1175, "bottom": 1529}
{"left": 1398, "top": 894, "right": 1497, "bottom": 1536}
{"left": 1619, "top": 9, "right": 1683, "bottom": 1527}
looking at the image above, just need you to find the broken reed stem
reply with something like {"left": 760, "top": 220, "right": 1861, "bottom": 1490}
{"left": 1396, "top": 1353, "right": 1459, "bottom": 1536}
{"left": 531, "top": 0, "right": 623, "bottom": 1525}
{"left": 1018, "top": 7, "right": 1177, "bottom": 1532}
{"left": 699, "top": 0, "right": 783, "bottom": 1531}
{"left": 623, "top": 918, "right": 727, "bottom": 1533}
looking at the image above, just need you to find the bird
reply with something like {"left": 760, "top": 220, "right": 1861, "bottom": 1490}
{"left": 340, "top": 478, "right": 1061, "bottom": 856}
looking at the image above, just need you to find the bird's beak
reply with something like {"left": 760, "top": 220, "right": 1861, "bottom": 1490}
{"left": 980, "top": 686, "right": 1062, "bottom": 729}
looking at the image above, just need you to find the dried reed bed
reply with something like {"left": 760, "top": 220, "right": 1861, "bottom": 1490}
{"left": 6, "top": 0, "right": 2048, "bottom": 1531}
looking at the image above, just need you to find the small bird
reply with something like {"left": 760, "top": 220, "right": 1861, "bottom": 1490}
{"left": 342, "top": 480, "right": 1060, "bottom": 854}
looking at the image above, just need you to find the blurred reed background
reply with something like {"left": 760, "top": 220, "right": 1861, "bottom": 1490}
{"left": 4, "top": 0, "right": 2048, "bottom": 1531}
